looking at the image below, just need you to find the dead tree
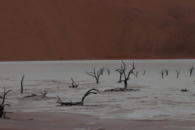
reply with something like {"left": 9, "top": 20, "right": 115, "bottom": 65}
{"left": 160, "top": 70, "right": 164, "bottom": 79}
{"left": 121, "top": 61, "right": 135, "bottom": 89}
{"left": 20, "top": 75, "right": 25, "bottom": 94}
{"left": 69, "top": 78, "right": 79, "bottom": 88}
{"left": 57, "top": 89, "right": 100, "bottom": 106}
{"left": 189, "top": 66, "right": 194, "bottom": 77}
{"left": 86, "top": 68, "right": 110, "bottom": 84}
{"left": 176, "top": 70, "right": 180, "bottom": 79}
{"left": 115, "top": 61, "right": 125, "bottom": 83}
{"left": 0, "top": 88, "right": 12, "bottom": 119}
{"left": 104, "top": 61, "right": 138, "bottom": 92}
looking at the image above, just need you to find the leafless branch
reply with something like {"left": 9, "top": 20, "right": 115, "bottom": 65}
{"left": 69, "top": 78, "right": 79, "bottom": 88}
{"left": 122, "top": 61, "right": 135, "bottom": 89}
{"left": 0, "top": 88, "right": 12, "bottom": 119}
{"left": 57, "top": 89, "right": 100, "bottom": 106}
{"left": 115, "top": 60, "right": 125, "bottom": 83}
{"left": 86, "top": 67, "right": 109, "bottom": 84}
{"left": 105, "top": 61, "right": 137, "bottom": 92}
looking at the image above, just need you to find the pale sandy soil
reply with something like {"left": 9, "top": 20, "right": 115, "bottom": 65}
{"left": 1, "top": 112, "right": 195, "bottom": 130}
{"left": 1, "top": 60, "right": 195, "bottom": 129}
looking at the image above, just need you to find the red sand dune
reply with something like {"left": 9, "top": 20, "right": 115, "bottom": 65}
{"left": 0, "top": 0, "right": 195, "bottom": 61}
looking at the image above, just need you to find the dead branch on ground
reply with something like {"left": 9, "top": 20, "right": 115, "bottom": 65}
{"left": 181, "top": 88, "right": 189, "bottom": 92}
{"left": 57, "top": 89, "right": 100, "bottom": 106}
{"left": 69, "top": 78, "right": 79, "bottom": 88}
{"left": 24, "top": 90, "right": 48, "bottom": 98}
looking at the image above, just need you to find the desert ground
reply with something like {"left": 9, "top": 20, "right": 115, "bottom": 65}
{"left": 1, "top": 60, "right": 195, "bottom": 130}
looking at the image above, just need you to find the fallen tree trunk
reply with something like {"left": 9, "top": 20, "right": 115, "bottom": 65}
{"left": 104, "top": 87, "right": 139, "bottom": 92}
{"left": 57, "top": 89, "right": 100, "bottom": 106}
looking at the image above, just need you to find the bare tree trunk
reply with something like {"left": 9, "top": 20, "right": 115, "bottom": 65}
{"left": 161, "top": 71, "right": 164, "bottom": 79}
{"left": 118, "top": 74, "right": 122, "bottom": 83}
{"left": 95, "top": 77, "right": 99, "bottom": 84}
{"left": 124, "top": 80, "right": 128, "bottom": 89}
{"left": 116, "top": 62, "right": 125, "bottom": 83}
{"left": 0, "top": 106, "right": 4, "bottom": 118}
{"left": 20, "top": 75, "right": 25, "bottom": 94}
{"left": 189, "top": 67, "right": 194, "bottom": 77}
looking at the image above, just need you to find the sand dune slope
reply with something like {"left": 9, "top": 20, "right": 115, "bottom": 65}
{"left": 0, "top": 0, "right": 195, "bottom": 60}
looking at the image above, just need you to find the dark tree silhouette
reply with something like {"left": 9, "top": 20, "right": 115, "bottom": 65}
{"left": 69, "top": 78, "right": 79, "bottom": 88}
{"left": 160, "top": 70, "right": 165, "bottom": 79}
{"left": 121, "top": 61, "right": 135, "bottom": 89}
{"left": 57, "top": 89, "right": 100, "bottom": 106}
{"left": 115, "top": 61, "right": 125, "bottom": 83}
{"left": 0, "top": 88, "right": 12, "bottom": 119}
{"left": 105, "top": 61, "right": 138, "bottom": 92}
{"left": 181, "top": 88, "right": 188, "bottom": 92}
{"left": 86, "top": 68, "right": 110, "bottom": 84}
{"left": 20, "top": 75, "right": 25, "bottom": 94}
{"left": 189, "top": 66, "right": 194, "bottom": 77}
